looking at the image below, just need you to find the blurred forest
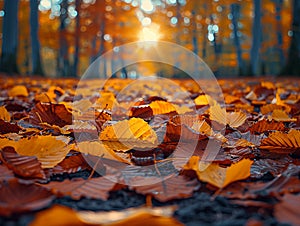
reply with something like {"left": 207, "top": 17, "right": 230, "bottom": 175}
{"left": 0, "top": 0, "right": 299, "bottom": 78}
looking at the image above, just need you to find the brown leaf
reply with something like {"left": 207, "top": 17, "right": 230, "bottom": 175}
{"left": 43, "top": 177, "right": 118, "bottom": 200}
{"left": 0, "top": 146, "right": 46, "bottom": 180}
{"left": 131, "top": 175, "right": 200, "bottom": 202}
{"left": 260, "top": 130, "right": 300, "bottom": 153}
{"left": 274, "top": 193, "right": 300, "bottom": 226}
{"left": 29, "top": 102, "right": 72, "bottom": 127}
{"left": 0, "top": 165, "right": 15, "bottom": 181}
{"left": 269, "top": 109, "right": 297, "bottom": 122}
{"left": 249, "top": 119, "right": 285, "bottom": 134}
{"left": 0, "top": 119, "right": 22, "bottom": 134}
{"left": 0, "top": 179, "right": 53, "bottom": 216}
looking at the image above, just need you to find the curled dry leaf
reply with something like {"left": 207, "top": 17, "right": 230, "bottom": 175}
{"left": 0, "top": 106, "right": 10, "bottom": 121}
{"left": 260, "top": 129, "right": 300, "bottom": 153}
{"left": 209, "top": 104, "right": 247, "bottom": 128}
{"left": 8, "top": 85, "right": 29, "bottom": 97}
{"left": 274, "top": 193, "right": 300, "bottom": 226}
{"left": 100, "top": 117, "right": 158, "bottom": 151}
{"left": 1, "top": 135, "right": 72, "bottom": 168}
{"left": 29, "top": 102, "right": 72, "bottom": 127}
{"left": 131, "top": 175, "right": 200, "bottom": 202}
{"left": 1, "top": 146, "right": 46, "bottom": 180}
{"left": 0, "top": 119, "right": 22, "bottom": 134}
{"left": 43, "top": 177, "right": 118, "bottom": 200}
{"left": 184, "top": 156, "right": 253, "bottom": 188}
{"left": 0, "top": 179, "right": 54, "bottom": 217}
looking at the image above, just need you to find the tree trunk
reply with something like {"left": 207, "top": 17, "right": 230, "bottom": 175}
{"left": 274, "top": 0, "right": 285, "bottom": 67}
{"left": 0, "top": 0, "right": 19, "bottom": 74}
{"left": 231, "top": 3, "right": 244, "bottom": 76}
{"left": 72, "top": 0, "right": 80, "bottom": 77}
{"left": 58, "top": 0, "right": 70, "bottom": 77}
{"left": 250, "top": 0, "right": 262, "bottom": 76}
{"left": 30, "top": 0, "right": 44, "bottom": 76}
{"left": 283, "top": 0, "right": 300, "bottom": 75}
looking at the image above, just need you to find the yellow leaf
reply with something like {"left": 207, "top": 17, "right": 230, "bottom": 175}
{"left": 209, "top": 104, "right": 247, "bottom": 128}
{"left": 96, "top": 91, "right": 118, "bottom": 110}
{"left": 2, "top": 136, "right": 72, "bottom": 168}
{"left": 76, "top": 141, "right": 131, "bottom": 164}
{"left": 191, "top": 120, "right": 213, "bottom": 136}
{"left": 269, "top": 109, "right": 296, "bottom": 122}
{"left": 8, "top": 85, "right": 29, "bottom": 97}
{"left": 194, "top": 94, "right": 216, "bottom": 106}
{"left": 100, "top": 118, "right": 158, "bottom": 151}
{"left": 0, "top": 106, "right": 11, "bottom": 121}
{"left": 149, "top": 101, "right": 176, "bottom": 115}
{"left": 184, "top": 156, "right": 253, "bottom": 188}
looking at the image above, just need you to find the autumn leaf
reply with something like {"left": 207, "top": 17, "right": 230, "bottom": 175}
{"left": 0, "top": 179, "right": 53, "bottom": 217}
{"left": 75, "top": 141, "right": 131, "bottom": 164}
{"left": 194, "top": 94, "right": 216, "bottom": 106}
{"left": 149, "top": 100, "right": 177, "bottom": 115}
{"left": 100, "top": 118, "right": 158, "bottom": 151}
{"left": 184, "top": 156, "right": 253, "bottom": 188}
{"left": 8, "top": 85, "right": 29, "bottom": 97}
{"left": 43, "top": 177, "right": 118, "bottom": 200}
{"left": 0, "top": 135, "right": 72, "bottom": 168}
{"left": 260, "top": 129, "right": 300, "bottom": 153}
{"left": 249, "top": 119, "right": 285, "bottom": 134}
{"left": 209, "top": 104, "right": 247, "bottom": 128}
{"left": 0, "top": 106, "right": 11, "bottom": 121}
{"left": 268, "top": 109, "right": 296, "bottom": 122}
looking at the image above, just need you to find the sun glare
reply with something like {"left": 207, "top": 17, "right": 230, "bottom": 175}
{"left": 138, "top": 26, "right": 161, "bottom": 42}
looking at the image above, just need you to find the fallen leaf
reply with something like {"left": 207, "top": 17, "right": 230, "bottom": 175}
{"left": 0, "top": 106, "right": 10, "bottom": 121}
{"left": 260, "top": 129, "right": 300, "bottom": 153}
{"left": 0, "top": 179, "right": 53, "bottom": 216}
{"left": 184, "top": 156, "right": 253, "bottom": 188}
{"left": 1, "top": 146, "right": 46, "bottom": 180}
{"left": 0, "top": 119, "right": 22, "bottom": 134}
{"left": 8, "top": 85, "right": 29, "bottom": 97}
{"left": 249, "top": 119, "right": 285, "bottom": 134}
{"left": 149, "top": 100, "right": 177, "bottom": 115}
{"left": 43, "top": 177, "right": 118, "bottom": 200}
{"left": 269, "top": 109, "right": 297, "bottom": 122}
{"left": 100, "top": 118, "right": 158, "bottom": 151}
{"left": 194, "top": 94, "right": 216, "bottom": 106}
{"left": 131, "top": 175, "right": 200, "bottom": 202}
{"left": 0, "top": 165, "right": 15, "bottom": 181}
{"left": 274, "top": 193, "right": 300, "bottom": 226}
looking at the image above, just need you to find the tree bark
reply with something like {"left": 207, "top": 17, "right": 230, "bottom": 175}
{"left": 231, "top": 3, "right": 244, "bottom": 76}
{"left": 72, "top": 0, "right": 80, "bottom": 77}
{"left": 30, "top": 0, "right": 44, "bottom": 76}
{"left": 250, "top": 0, "right": 262, "bottom": 76}
{"left": 0, "top": 0, "right": 19, "bottom": 74}
{"left": 283, "top": 0, "right": 300, "bottom": 75}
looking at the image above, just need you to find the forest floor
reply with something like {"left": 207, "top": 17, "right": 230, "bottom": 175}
{"left": 0, "top": 75, "right": 299, "bottom": 226}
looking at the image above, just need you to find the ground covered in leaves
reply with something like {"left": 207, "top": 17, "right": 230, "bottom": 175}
{"left": 0, "top": 75, "right": 299, "bottom": 226}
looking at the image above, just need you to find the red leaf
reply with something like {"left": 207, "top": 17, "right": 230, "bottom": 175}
{"left": 1, "top": 146, "right": 46, "bottom": 180}
{"left": 0, "top": 179, "right": 54, "bottom": 216}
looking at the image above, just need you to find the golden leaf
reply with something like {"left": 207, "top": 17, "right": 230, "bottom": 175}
{"left": 99, "top": 118, "right": 158, "bottom": 151}
{"left": 269, "top": 109, "right": 297, "bottom": 122}
{"left": 75, "top": 141, "right": 131, "bottom": 164}
{"left": 149, "top": 100, "right": 177, "bottom": 115}
{"left": 184, "top": 156, "right": 253, "bottom": 188}
{"left": 1, "top": 136, "right": 72, "bottom": 168}
{"left": 0, "top": 106, "right": 11, "bottom": 121}
{"left": 209, "top": 104, "right": 247, "bottom": 128}
{"left": 194, "top": 94, "right": 216, "bottom": 106}
{"left": 260, "top": 130, "right": 300, "bottom": 153}
{"left": 8, "top": 85, "right": 29, "bottom": 97}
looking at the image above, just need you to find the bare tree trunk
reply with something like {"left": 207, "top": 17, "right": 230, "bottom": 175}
{"left": 283, "top": 0, "right": 300, "bottom": 75}
{"left": 0, "top": 0, "right": 19, "bottom": 74}
{"left": 30, "top": 0, "right": 44, "bottom": 76}
{"left": 250, "top": 0, "right": 262, "bottom": 76}
{"left": 72, "top": 0, "right": 80, "bottom": 77}
{"left": 274, "top": 0, "right": 285, "bottom": 67}
{"left": 231, "top": 3, "right": 244, "bottom": 76}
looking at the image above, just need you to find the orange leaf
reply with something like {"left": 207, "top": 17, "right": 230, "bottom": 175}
{"left": 260, "top": 129, "right": 300, "bottom": 153}
{"left": 249, "top": 119, "right": 285, "bottom": 134}
{"left": 8, "top": 85, "right": 28, "bottom": 97}
{"left": 149, "top": 100, "right": 177, "bottom": 115}
{"left": 184, "top": 156, "right": 253, "bottom": 188}
{"left": 100, "top": 118, "right": 158, "bottom": 151}
{"left": 194, "top": 94, "right": 216, "bottom": 105}
{"left": 0, "top": 106, "right": 10, "bottom": 121}
{"left": 269, "top": 109, "right": 296, "bottom": 122}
